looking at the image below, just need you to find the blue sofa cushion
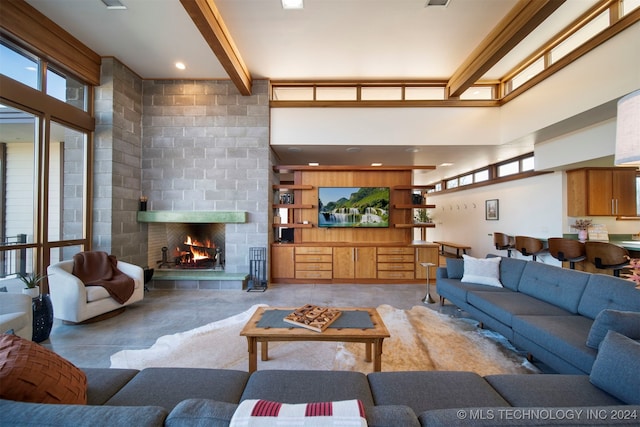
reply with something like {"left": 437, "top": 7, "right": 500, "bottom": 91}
{"left": 367, "top": 371, "right": 509, "bottom": 415}
{"left": 485, "top": 374, "right": 621, "bottom": 406}
{"left": 487, "top": 255, "right": 528, "bottom": 291}
{"left": 578, "top": 274, "right": 640, "bottom": 319}
{"left": 241, "top": 370, "right": 374, "bottom": 407}
{"left": 105, "top": 368, "right": 249, "bottom": 411}
{"left": 517, "top": 262, "right": 590, "bottom": 314}
{"left": 0, "top": 399, "right": 167, "bottom": 427}
{"left": 165, "top": 399, "right": 238, "bottom": 427}
{"left": 83, "top": 368, "right": 139, "bottom": 406}
{"left": 437, "top": 278, "right": 510, "bottom": 305}
{"left": 590, "top": 331, "right": 640, "bottom": 405}
{"left": 467, "top": 291, "right": 570, "bottom": 327}
{"left": 512, "top": 315, "right": 597, "bottom": 374}
{"left": 586, "top": 309, "right": 640, "bottom": 349}
{"left": 446, "top": 258, "right": 464, "bottom": 279}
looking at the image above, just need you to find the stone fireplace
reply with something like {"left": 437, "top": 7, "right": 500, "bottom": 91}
{"left": 138, "top": 211, "right": 249, "bottom": 290}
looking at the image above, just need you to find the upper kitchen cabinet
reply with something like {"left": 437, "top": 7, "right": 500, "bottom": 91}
{"left": 567, "top": 168, "right": 637, "bottom": 216}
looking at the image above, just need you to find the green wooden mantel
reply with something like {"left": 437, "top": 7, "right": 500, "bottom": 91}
{"left": 136, "top": 211, "right": 247, "bottom": 223}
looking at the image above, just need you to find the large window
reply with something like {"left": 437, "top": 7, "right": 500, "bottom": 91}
{"left": 0, "top": 38, "right": 92, "bottom": 288}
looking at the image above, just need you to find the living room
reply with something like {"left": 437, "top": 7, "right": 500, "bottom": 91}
{"left": 1, "top": 1, "right": 639, "bottom": 425}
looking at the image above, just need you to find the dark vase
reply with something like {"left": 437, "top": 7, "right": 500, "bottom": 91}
{"left": 32, "top": 294, "right": 54, "bottom": 343}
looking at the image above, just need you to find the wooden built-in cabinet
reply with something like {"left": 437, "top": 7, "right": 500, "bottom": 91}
{"left": 567, "top": 167, "right": 637, "bottom": 216}
{"left": 333, "top": 247, "right": 377, "bottom": 279}
{"left": 270, "top": 165, "right": 439, "bottom": 284}
{"left": 377, "top": 247, "right": 414, "bottom": 280}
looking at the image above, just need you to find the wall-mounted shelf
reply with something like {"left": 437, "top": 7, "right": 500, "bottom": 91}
{"left": 393, "top": 185, "right": 437, "bottom": 191}
{"left": 273, "top": 204, "right": 314, "bottom": 209}
{"left": 394, "top": 204, "right": 436, "bottom": 209}
{"left": 273, "top": 185, "right": 314, "bottom": 190}
{"left": 272, "top": 223, "right": 313, "bottom": 228}
{"left": 395, "top": 223, "right": 436, "bottom": 229}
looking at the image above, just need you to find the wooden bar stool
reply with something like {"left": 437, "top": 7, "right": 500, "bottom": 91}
{"left": 514, "top": 236, "right": 547, "bottom": 261}
{"left": 584, "top": 241, "right": 630, "bottom": 277}
{"left": 547, "top": 238, "right": 586, "bottom": 269}
{"left": 493, "top": 232, "right": 514, "bottom": 257}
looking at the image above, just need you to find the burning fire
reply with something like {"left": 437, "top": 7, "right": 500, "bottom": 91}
{"left": 173, "top": 236, "right": 217, "bottom": 263}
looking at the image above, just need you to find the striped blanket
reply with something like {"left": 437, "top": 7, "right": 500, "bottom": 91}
{"left": 230, "top": 399, "right": 367, "bottom": 427}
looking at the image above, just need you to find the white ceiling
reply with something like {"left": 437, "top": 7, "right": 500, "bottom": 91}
{"left": 21, "top": 0, "right": 604, "bottom": 177}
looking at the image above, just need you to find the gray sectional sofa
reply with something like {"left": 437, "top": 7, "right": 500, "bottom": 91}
{"left": 436, "top": 255, "right": 640, "bottom": 375}
{"left": 2, "top": 327, "right": 640, "bottom": 426}
{"left": 2, "top": 256, "right": 638, "bottom": 426}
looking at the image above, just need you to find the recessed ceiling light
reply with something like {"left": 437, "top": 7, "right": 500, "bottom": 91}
{"left": 101, "top": 0, "right": 127, "bottom": 10}
{"left": 175, "top": 62, "right": 186, "bottom": 70}
{"left": 371, "top": 163, "right": 383, "bottom": 167}
{"left": 346, "top": 147, "right": 361, "bottom": 153}
{"left": 440, "top": 162, "right": 454, "bottom": 167}
{"left": 282, "top": 0, "right": 303, "bottom": 9}
{"left": 287, "top": 147, "right": 302, "bottom": 152}
{"left": 405, "top": 148, "right": 421, "bottom": 153}
{"left": 308, "top": 162, "right": 319, "bottom": 166}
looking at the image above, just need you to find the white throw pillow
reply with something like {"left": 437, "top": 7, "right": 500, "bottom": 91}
{"left": 461, "top": 255, "right": 503, "bottom": 287}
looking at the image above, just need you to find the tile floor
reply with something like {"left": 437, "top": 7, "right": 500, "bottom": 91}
{"left": 41, "top": 283, "right": 547, "bottom": 371}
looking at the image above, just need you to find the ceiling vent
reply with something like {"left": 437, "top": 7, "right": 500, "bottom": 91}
{"left": 101, "top": 0, "right": 127, "bottom": 10}
{"left": 425, "top": 0, "right": 452, "bottom": 7}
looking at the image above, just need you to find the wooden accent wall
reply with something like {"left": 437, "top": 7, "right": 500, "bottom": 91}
{"left": 296, "top": 169, "right": 413, "bottom": 245}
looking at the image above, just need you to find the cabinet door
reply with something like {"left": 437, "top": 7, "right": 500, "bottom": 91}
{"left": 354, "top": 247, "right": 377, "bottom": 279}
{"left": 415, "top": 247, "right": 439, "bottom": 279}
{"left": 613, "top": 169, "right": 637, "bottom": 216}
{"left": 271, "top": 246, "right": 295, "bottom": 279}
{"left": 333, "top": 247, "right": 355, "bottom": 279}
{"left": 587, "top": 169, "right": 614, "bottom": 215}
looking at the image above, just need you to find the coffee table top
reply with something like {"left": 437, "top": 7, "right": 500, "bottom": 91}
{"left": 240, "top": 306, "right": 390, "bottom": 339}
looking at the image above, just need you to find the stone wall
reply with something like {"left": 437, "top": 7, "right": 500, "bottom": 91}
{"left": 93, "top": 58, "right": 146, "bottom": 266}
{"left": 140, "top": 79, "right": 270, "bottom": 275}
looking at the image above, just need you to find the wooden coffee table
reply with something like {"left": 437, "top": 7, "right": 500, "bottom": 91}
{"left": 240, "top": 306, "right": 390, "bottom": 373}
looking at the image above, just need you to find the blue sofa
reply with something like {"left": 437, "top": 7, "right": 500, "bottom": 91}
{"left": 436, "top": 255, "right": 640, "bottom": 374}
{"left": 1, "top": 333, "right": 639, "bottom": 427}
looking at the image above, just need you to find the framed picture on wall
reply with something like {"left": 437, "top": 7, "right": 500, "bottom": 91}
{"left": 485, "top": 199, "right": 499, "bottom": 220}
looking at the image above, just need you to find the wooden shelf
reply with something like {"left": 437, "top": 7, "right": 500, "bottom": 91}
{"left": 394, "top": 204, "right": 436, "bottom": 209}
{"left": 273, "top": 185, "right": 314, "bottom": 190}
{"left": 273, "top": 223, "right": 313, "bottom": 228}
{"left": 273, "top": 204, "right": 314, "bottom": 209}
{"left": 395, "top": 223, "right": 436, "bottom": 228}
{"left": 393, "top": 185, "right": 437, "bottom": 190}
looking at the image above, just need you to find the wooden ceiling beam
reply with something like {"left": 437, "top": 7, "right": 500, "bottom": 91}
{"left": 447, "top": 0, "right": 565, "bottom": 98}
{"left": 180, "top": 0, "right": 252, "bottom": 95}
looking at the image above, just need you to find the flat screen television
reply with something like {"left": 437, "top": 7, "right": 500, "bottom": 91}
{"left": 318, "top": 187, "right": 389, "bottom": 228}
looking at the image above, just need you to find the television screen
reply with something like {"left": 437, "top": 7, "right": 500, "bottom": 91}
{"left": 318, "top": 187, "right": 389, "bottom": 228}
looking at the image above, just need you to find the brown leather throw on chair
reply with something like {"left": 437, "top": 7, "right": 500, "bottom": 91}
{"left": 72, "top": 251, "right": 135, "bottom": 304}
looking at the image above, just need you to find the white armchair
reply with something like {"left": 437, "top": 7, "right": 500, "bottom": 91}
{"left": 0, "top": 292, "right": 33, "bottom": 340}
{"left": 47, "top": 259, "right": 144, "bottom": 324}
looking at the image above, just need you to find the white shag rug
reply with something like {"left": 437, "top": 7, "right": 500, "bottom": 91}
{"left": 110, "top": 304, "right": 537, "bottom": 375}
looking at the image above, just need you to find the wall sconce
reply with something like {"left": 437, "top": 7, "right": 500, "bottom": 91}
{"left": 615, "top": 89, "right": 640, "bottom": 167}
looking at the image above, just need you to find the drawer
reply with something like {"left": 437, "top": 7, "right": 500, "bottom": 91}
{"left": 377, "top": 247, "right": 413, "bottom": 255}
{"left": 377, "top": 254, "right": 414, "bottom": 263}
{"left": 296, "top": 247, "right": 332, "bottom": 255}
{"left": 296, "top": 263, "right": 332, "bottom": 271}
{"left": 296, "top": 270, "right": 332, "bottom": 279}
{"left": 296, "top": 254, "right": 332, "bottom": 263}
{"left": 377, "top": 271, "right": 414, "bottom": 280}
{"left": 377, "top": 263, "right": 414, "bottom": 271}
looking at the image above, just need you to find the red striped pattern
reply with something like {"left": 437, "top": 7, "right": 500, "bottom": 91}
{"left": 251, "top": 399, "right": 282, "bottom": 416}
{"left": 305, "top": 401, "right": 333, "bottom": 416}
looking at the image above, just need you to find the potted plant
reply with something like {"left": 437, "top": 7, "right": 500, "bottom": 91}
{"left": 570, "top": 218, "right": 592, "bottom": 242}
{"left": 414, "top": 208, "right": 432, "bottom": 224}
{"left": 19, "top": 272, "right": 48, "bottom": 299}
